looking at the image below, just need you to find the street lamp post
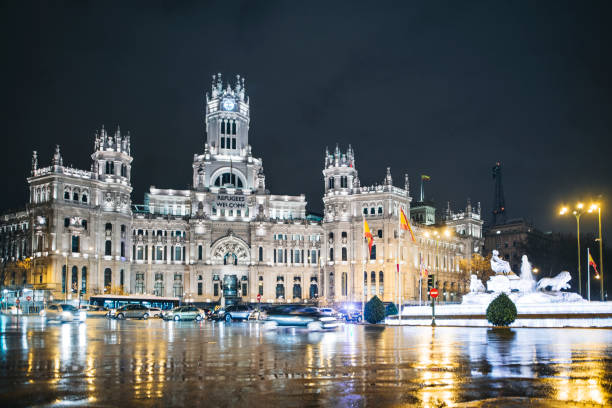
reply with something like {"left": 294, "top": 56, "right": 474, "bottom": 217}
{"left": 589, "top": 204, "right": 604, "bottom": 301}
{"left": 560, "top": 204, "right": 584, "bottom": 297}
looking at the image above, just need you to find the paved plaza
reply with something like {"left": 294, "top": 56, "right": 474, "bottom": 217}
{"left": 0, "top": 316, "right": 610, "bottom": 407}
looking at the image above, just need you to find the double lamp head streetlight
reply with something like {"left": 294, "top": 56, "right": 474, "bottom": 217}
{"left": 559, "top": 202, "right": 604, "bottom": 300}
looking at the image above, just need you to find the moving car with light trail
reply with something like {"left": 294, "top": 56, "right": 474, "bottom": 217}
{"left": 163, "top": 306, "right": 205, "bottom": 321}
{"left": 40, "top": 304, "right": 86, "bottom": 322}
{"left": 79, "top": 304, "right": 108, "bottom": 318}
{"left": 262, "top": 306, "right": 339, "bottom": 330}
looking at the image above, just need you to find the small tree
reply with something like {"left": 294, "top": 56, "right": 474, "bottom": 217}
{"left": 364, "top": 295, "right": 386, "bottom": 324}
{"left": 486, "top": 293, "right": 517, "bottom": 327}
{"left": 385, "top": 302, "right": 398, "bottom": 316}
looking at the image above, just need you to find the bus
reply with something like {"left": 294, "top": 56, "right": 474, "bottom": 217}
{"left": 89, "top": 294, "right": 180, "bottom": 311}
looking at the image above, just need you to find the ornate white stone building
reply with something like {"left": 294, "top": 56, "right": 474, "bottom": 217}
{"left": 0, "top": 74, "right": 483, "bottom": 305}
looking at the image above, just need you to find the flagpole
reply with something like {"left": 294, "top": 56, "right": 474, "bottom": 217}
{"left": 362, "top": 214, "right": 365, "bottom": 320}
{"left": 397, "top": 206, "right": 401, "bottom": 324}
{"left": 587, "top": 247, "right": 591, "bottom": 302}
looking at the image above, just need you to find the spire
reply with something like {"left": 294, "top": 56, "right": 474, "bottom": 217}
{"left": 52, "top": 145, "right": 63, "bottom": 167}
{"left": 446, "top": 201, "right": 451, "bottom": 219}
{"left": 115, "top": 125, "right": 121, "bottom": 150}
{"left": 477, "top": 201, "right": 481, "bottom": 215}
{"left": 492, "top": 161, "right": 506, "bottom": 225}
{"left": 31, "top": 151, "right": 38, "bottom": 174}
{"left": 126, "top": 131, "right": 131, "bottom": 155}
{"left": 404, "top": 173, "right": 409, "bottom": 196}
{"left": 384, "top": 167, "right": 392, "bottom": 186}
{"left": 466, "top": 197, "right": 472, "bottom": 213}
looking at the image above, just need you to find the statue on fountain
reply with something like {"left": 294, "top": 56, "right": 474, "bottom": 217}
{"left": 491, "top": 250, "right": 512, "bottom": 275}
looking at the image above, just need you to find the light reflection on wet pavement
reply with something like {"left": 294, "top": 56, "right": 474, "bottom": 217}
{"left": 0, "top": 316, "right": 610, "bottom": 407}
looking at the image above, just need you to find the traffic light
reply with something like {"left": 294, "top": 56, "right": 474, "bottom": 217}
{"left": 427, "top": 274, "right": 435, "bottom": 289}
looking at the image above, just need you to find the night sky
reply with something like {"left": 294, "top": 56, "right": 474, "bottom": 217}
{"left": 1, "top": 1, "right": 611, "bottom": 238}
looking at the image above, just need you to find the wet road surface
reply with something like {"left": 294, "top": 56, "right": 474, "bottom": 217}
{"left": 0, "top": 316, "right": 610, "bottom": 407}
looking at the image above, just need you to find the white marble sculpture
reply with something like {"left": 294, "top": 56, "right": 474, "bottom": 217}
{"left": 462, "top": 253, "right": 585, "bottom": 305}
{"left": 469, "top": 275, "right": 485, "bottom": 293}
{"left": 491, "top": 250, "right": 512, "bottom": 275}
{"left": 536, "top": 271, "right": 572, "bottom": 291}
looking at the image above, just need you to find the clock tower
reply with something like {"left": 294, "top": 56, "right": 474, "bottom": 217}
{"left": 204, "top": 73, "right": 250, "bottom": 156}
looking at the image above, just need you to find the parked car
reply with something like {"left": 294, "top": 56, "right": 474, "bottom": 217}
{"left": 40, "top": 304, "right": 86, "bottom": 322}
{"left": 148, "top": 307, "right": 163, "bottom": 318}
{"left": 163, "top": 306, "right": 205, "bottom": 321}
{"left": 262, "top": 306, "right": 338, "bottom": 330}
{"left": 80, "top": 305, "right": 108, "bottom": 318}
{"left": 110, "top": 304, "right": 150, "bottom": 320}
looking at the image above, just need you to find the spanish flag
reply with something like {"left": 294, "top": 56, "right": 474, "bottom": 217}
{"left": 364, "top": 219, "right": 374, "bottom": 256}
{"left": 400, "top": 208, "right": 416, "bottom": 242}
{"left": 589, "top": 252, "right": 599, "bottom": 276}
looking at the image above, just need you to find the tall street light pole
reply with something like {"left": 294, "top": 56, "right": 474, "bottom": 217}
{"left": 560, "top": 204, "right": 584, "bottom": 297}
{"left": 589, "top": 203, "right": 604, "bottom": 301}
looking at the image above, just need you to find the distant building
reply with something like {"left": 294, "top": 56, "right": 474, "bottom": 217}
{"left": 444, "top": 199, "right": 484, "bottom": 260}
{"left": 484, "top": 218, "right": 550, "bottom": 273}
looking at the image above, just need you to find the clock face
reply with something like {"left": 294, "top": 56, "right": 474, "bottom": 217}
{"left": 222, "top": 99, "right": 235, "bottom": 111}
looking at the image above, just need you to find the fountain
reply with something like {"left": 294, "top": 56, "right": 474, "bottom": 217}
{"left": 462, "top": 252, "right": 584, "bottom": 305}
{"left": 391, "top": 250, "right": 612, "bottom": 328}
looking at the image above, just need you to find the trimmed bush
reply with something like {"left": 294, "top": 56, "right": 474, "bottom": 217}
{"left": 486, "top": 293, "right": 517, "bottom": 327}
{"left": 364, "top": 296, "right": 386, "bottom": 324}
{"left": 385, "top": 302, "right": 398, "bottom": 316}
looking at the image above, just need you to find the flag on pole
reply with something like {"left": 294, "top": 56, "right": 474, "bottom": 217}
{"left": 421, "top": 265, "right": 428, "bottom": 278}
{"left": 399, "top": 208, "right": 416, "bottom": 242}
{"left": 589, "top": 252, "right": 600, "bottom": 276}
{"left": 364, "top": 219, "right": 374, "bottom": 256}
{"left": 421, "top": 175, "right": 431, "bottom": 181}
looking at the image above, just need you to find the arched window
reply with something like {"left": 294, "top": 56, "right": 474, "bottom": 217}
{"left": 64, "top": 190, "right": 70, "bottom": 200}
{"left": 223, "top": 253, "right": 238, "bottom": 265}
{"left": 379, "top": 271, "right": 384, "bottom": 296}
{"left": 258, "top": 276, "right": 264, "bottom": 296}
{"left": 198, "top": 245, "right": 203, "bottom": 261}
{"left": 328, "top": 272, "right": 335, "bottom": 298}
{"left": 293, "top": 283, "right": 301, "bottom": 299}
{"left": 121, "top": 164, "right": 127, "bottom": 177}
{"left": 378, "top": 206, "right": 383, "bottom": 215}
{"left": 73, "top": 192, "right": 79, "bottom": 201}
{"left": 341, "top": 247, "right": 347, "bottom": 261}
{"left": 309, "top": 283, "right": 318, "bottom": 299}
{"left": 104, "top": 268, "right": 112, "bottom": 291}
{"left": 105, "top": 240, "right": 112, "bottom": 256}
{"left": 371, "top": 271, "right": 376, "bottom": 295}
{"left": 276, "top": 283, "right": 285, "bottom": 299}
{"left": 258, "top": 247, "right": 263, "bottom": 262}
{"left": 105, "top": 223, "right": 112, "bottom": 231}
{"left": 81, "top": 267, "right": 87, "bottom": 294}
{"left": 82, "top": 194, "right": 88, "bottom": 203}
{"left": 213, "top": 172, "right": 244, "bottom": 188}
{"left": 232, "top": 121, "right": 236, "bottom": 135}
{"left": 341, "top": 272, "right": 347, "bottom": 296}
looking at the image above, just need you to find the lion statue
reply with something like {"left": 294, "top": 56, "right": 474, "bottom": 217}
{"left": 536, "top": 271, "right": 572, "bottom": 291}
{"left": 469, "top": 275, "right": 486, "bottom": 293}
{"left": 491, "top": 250, "right": 512, "bottom": 275}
